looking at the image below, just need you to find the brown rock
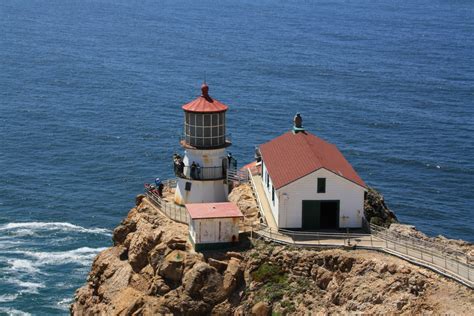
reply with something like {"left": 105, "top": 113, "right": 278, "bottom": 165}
{"left": 135, "top": 194, "right": 146, "bottom": 206}
{"left": 226, "top": 251, "right": 244, "bottom": 261}
{"left": 208, "top": 258, "right": 228, "bottom": 273}
{"left": 223, "top": 258, "right": 243, "bottom": 296}
{"left": 128, "top": 228, "right": 162, "bottom": 272}
{"left": 158, "top": 250, "right": 186, "bottom": 282}
{"left": 251, "top": 301, "right": 270, "bottom": 316}
{"left": 167, "top": 236, "right": 188, "bottom": 250}
{"left": 183, "top": 262, "right": 225, "bottom": 304}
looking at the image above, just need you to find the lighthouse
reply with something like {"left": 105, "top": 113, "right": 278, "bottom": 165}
{"left": 174, "top": 83, "right": 234, "bottom": 205}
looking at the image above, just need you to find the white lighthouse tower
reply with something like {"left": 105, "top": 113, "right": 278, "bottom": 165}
{"left": 174, "top": 83, "right": 234, "bottom": 205}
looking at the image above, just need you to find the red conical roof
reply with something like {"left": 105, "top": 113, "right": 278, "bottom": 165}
{"left": 182, "top": 84, "right": 229, "bottom": 113}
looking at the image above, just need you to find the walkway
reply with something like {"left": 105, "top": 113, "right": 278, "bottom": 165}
{"left": 249, "top": 174, "right": 278, "bottom": 230}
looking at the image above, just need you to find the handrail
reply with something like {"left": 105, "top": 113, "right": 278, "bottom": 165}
{"left": 248, "top": 170, "right": 268, "bottom": 227}
{"left": 144, "top": 187, "right": 189, "bottom": 224}
{"left": 177, "top": 165, "right": 225, "bottom": 181}
{"left": 370, "top": 223, "right": 470, "bottom": 262}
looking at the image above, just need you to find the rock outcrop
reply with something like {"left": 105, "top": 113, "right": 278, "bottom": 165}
{"left": 364, "top": 187, "right": 398, "bottom": 227}
{"left": 228, "top": 183, "right": 260, "bottom": 231}
{"left": 72, "top": 196, "right": 473, "bottom": 315}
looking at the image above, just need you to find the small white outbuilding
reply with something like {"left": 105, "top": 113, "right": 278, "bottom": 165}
{"left": 259, "top": 130, "right": 367, "bottom": 230}
{"left": 186, "top": 202, "right": 243, "bottom": 251}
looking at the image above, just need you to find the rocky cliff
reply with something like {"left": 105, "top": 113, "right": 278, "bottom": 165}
{"left": 71, "top": 192, "right": 473, "bottom": 315}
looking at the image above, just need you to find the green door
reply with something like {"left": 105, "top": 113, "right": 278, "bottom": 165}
{"left": 302, "top": 200, "right": 320, "bottom": 229}
{"left": 302, "top": 200, "right": 340, "bottom": 230}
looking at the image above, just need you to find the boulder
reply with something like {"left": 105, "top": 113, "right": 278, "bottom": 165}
{"left": 251, "top": 302, "right": 270, "bottom": 316}
{"left": 226, "top": 251, "right": 244, "bottom": 261}
{"left": 208, "top": 258, "right": 228, "bottom": 273}
{"left": 113, "top": 219, "right": 137, "bottom": 246}
{"left": 167, "top": 236, "right": 188, "bottom": 251}
{"left": 222, "top": 258, "right": 243, "bottom": 296}
{"left": 158, "top": 250, "right": 186, "bottom": 283}
{"left": 128, "top": 229, "right": 162, "bottom": 272}
{"left": 136, "top": 194, "right": 146, "bottom": 206}
{"left": 183, "top": 262, "right": 225, "bottom": 304}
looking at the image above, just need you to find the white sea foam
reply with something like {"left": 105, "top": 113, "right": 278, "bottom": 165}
{"left": 7, "top": 259, "right": 40, "bottom": 274}
{"left": 0, "top": 307, "right": 31, "bottom": 316}
{"left": 0, "top": 293, "right": 18, "bottom": 303}
{"left": 56, "top": 297, "right": 74, "bottom": 310}
{"left": 16, "top": 247, "right": 108, "bottom": 266}
{"left": 5, "top": 278, "right": 45, "bottom": 294}
{"left": 0, "top": 222, "right": 111, "bottom": 235}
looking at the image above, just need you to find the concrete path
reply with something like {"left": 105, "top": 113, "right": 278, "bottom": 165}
{"left": 250, "top": 174, "right": 278, "bottom": 230}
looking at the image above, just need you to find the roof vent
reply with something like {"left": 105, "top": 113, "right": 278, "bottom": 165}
{"left": 293, "top": 112, "right": 305, "bottom": 133}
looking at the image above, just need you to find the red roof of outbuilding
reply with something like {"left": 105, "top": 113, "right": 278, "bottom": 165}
{"left": 182, "top": 84, "right": 229, "bottom": 113}
{"left": 259, "top": 131, "right": 366, "bottom": 190}
{"left": 186, "top": 202, "right": 243, "bottom": 220}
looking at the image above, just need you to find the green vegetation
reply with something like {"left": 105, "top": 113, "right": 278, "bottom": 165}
{"left": 251, "top": 263, "right": 285, "bottom": 283}
{"left": 252, "top": 263, "right": 290, "bottom": 303}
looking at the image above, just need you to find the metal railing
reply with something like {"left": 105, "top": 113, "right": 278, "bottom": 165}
{"left": 370, "top": 223, "right": 473, "bottom": 287}
{"left": 227, "top": 168, "right": 250, "bottom": 183}
{"left": 145, "top": 187, "right": 189, "bottom": 224}
{"left": 177, "top": 165, "right": 225, "bottom": 180}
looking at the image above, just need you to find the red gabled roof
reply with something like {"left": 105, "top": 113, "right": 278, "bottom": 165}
{"left": 186, "top": 202, "right": 243, "bottom": 220}
{"left": 182, "top": 84, "right": 228, "bottom": 113}
{"left": 259, "top": 131, "right": 366, "bottom": 190}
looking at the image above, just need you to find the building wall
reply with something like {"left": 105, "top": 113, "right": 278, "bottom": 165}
{"left": 183, "top": 147, "right": 228, "bottom": 169}
{"left": 277, "top": 168, "right": 366, "bottom": 229}
{"left": 190, "top": 217, "right": 240, "bottom": 244}
{"left": 174, "top": 179, "right": 228, "bottom": 205}
{"left": 261, "top": 162, "right": 280, "bottom": 226}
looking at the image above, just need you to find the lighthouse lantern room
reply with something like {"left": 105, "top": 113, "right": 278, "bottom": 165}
{"left": 174, "top": 84, "right": 234, "bottom": 205}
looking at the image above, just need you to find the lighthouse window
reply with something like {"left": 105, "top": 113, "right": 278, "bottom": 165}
{"left": 204, "top": 114, "right": 211, "bottom": 126}
{"left": 196, "top": 127, "right": 203, "bottom": 137}
{"left": 212, "top": 113, "right": 218, "bottom": 125}
{"left": 196, "top": 114, "right": 203, "bottom": 126}
{"left": 204, "top": 127, "right": 211, "bottom": 137}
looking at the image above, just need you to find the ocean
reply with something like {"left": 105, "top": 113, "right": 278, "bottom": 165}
{"left": 0, "top": 0, "right": 473, "bottom": 314}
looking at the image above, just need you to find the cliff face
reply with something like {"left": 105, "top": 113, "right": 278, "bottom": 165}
{"left": 71, "top": 195, "right": 473, "bottom": 315}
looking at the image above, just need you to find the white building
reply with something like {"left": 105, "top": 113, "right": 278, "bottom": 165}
{"left": 186, "top": 202, "right": 243, "bottom": 251}
{"left": 259, "top": 129, "right": 367, "bottom": 230}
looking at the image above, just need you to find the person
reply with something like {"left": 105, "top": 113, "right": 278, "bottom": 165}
{"left": 178, "top": 159, "right": 184, "bottom": 177}
{"left": 190, "top": 161, "right": 197, "bottom": 179}
{"left": 157, "top": 182, "right": 164, "bottom": 197}
{"left": 173, "top": 154, "right": 179, "bottom": 175}
{"left": 155, "top": 177, "right": 162, "bottom": 187}
{"left": 196, "top": 163, "right": 201, "bottom": 180}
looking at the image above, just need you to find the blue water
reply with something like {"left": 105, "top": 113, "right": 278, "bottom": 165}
{"left": 1, "top": 0, "right": 473, "bottom": 314}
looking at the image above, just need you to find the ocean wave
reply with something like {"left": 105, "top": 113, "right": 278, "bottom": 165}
{"left": 7, "top": 259, "right": 41, "bottom": 274}
{"left": 4, "top": 278, "right": 46, "bottom": 294}
{"left": 56, "top": 297, "right": 74, "bottom": 310}
{"left": 0, "top": 293, "right": 18, "bottom": 303}
{"left": 6, "top": 247, "right": 108, "bottom": 267}
{"left": 0, "top": 307, "right": 31, "bottom": 316}
{"left": 0, "top": 222, "right": 111, "bottom": 236}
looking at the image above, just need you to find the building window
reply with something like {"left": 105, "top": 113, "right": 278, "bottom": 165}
{"left": 272, "top": 186, "right": 275, "bottom": 204}
{"left": 266, "top": 171, "right": 269, "bottom": 188}
{"left": 317, "top": 178, "right": 326, "bottom": 193}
